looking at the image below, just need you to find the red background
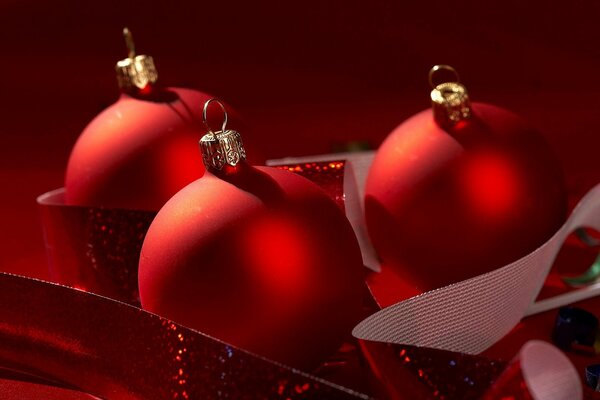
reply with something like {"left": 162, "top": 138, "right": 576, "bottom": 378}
{"left": 1, "top": 0, "right": 600, "bottom": 395}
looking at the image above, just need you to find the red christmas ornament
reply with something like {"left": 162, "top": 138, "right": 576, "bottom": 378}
{"left": 138, "top": 100, "right": 365, "bottom": 370}
{"left": 65, "top": 28, "right": 248, "bottom": 211}
{"left": 365, "top": 65, "right": 567, "bottom": 293}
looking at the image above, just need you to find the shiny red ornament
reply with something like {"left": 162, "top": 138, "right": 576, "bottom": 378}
{"left": 138, "top": 101, "right": 364, "bottom": 370}
{"left": 65, "top": 29, "right": 250, "bottom": 211}
{"left": 365, "top": 66, "right": 567, "bottom": 293}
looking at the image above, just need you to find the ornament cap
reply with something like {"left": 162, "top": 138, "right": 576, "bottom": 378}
{"left": 429, "top": 65, "right": 471, "bottom": 127}
{"left": 200, "top": 99, "right": 247, "bottom": 171}
{"left": 115, "top": 28, "right": 158, "bottom": 92}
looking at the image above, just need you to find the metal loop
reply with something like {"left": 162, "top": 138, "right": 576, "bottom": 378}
{"left": 202, "top": 98, "right": 228, "bottom": 134}
{"left": 123, "top": 27, "right": 136, "bottom": 59}
{"left": 429, "top": 65, "right": 460, "bottom": 88}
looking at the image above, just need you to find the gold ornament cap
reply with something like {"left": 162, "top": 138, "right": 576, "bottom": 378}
{"left": 115, "top": 28, "right": 158, "bottom": 91}
{"left": 200, "top": 99, "right": 247, "bottom": 171}
{"left": 429, "top": 65, "right": 471, "bottom": 127}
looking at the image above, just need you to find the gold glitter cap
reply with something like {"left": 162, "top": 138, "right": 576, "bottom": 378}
{"left": 115, "top": 27, "right": 158, "bottom": 92}
{"left": 200, "top": 99, "right": 247, "bottom": 171}
{"left": 429, "top": 65, "right": 471, "bottom": 127}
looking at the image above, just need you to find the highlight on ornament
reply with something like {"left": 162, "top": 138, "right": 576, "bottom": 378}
{"left": 20, "top": 17, "right": 597, "bottom": 398}
{"left": 364, "top": 64, "right": 568, "bottom": 294}
{"left": 46, "top": 29, "right": 250, "bottom": 305}
{"left": 138, "top": 98, "right": 365, "bottom": 370}
{"left": 64, "top": 28, "right": 238, "bottom": 211}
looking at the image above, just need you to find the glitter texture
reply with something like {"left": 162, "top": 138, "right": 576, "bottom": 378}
{"left": 360, "top": 341, "right": 506, "bottom": 399}
{"left": 0, "top": 272, "right": 369, "bottom": 399}
{"left": 38, "top": 189, "right": 155, "bottom": 305}
{"left": 275, "top": 161, "right": 346, "bottom": 211}
{"left": 273, "top": 161, "right": 511, "bottom": 397}
{"left": 34, "top": 165, "right": 520, "bottom": 399}
{"left": 37, "top": 163, "right": 344, "bottom": 306}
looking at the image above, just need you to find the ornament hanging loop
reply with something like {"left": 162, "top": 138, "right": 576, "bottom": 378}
{"left": 429, "top": 64, "right": 471, "bottom": 127}
{"left": 199, "top": 99, "right": 246, "bottom": 171}
{"left": 202, "top": 98, "right": 229, "bottom": 135}
{"left": 115, "top": 27, "right": 158, "bottom": 91}
{"left": 123, "top": 27, "right": 136, "bottom": 59}
{"left": 429, "top": 64, "right": 461, "bottom": 88}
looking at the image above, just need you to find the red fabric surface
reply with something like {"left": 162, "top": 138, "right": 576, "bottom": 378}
{"left": 0, "top": 0, "right": 599, "bottom": 397}
{"left": 0, "top": 378, "right": 95, "bottom": 400}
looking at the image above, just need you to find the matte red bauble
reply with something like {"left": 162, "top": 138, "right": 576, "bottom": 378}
{"left": 65, "top": 28, "right": 248, "bottom": 211}
{"left": 138, "top": 100, "right": 364, "bottom": 370}
{"left": 365, "top": 65, "right": 567, "bottom": 293}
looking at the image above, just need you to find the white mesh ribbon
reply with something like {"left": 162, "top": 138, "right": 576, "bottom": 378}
{"left": 351, "top": 168, "right": 600, "bottom": 354}
{"left": 516, "top": 341, "right": 583, "bottom": 400}
{"left": 269, "top": 151, "right": 593, "bottom": 399}
{"left": 268, "top": 152, "right": 600, "bottom": 353}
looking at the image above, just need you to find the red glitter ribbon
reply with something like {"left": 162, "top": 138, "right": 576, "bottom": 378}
{"left": 37, "top": 162, "right": 347, "bottom": 306}
{"left": 35, "top": 160, "right": 534, "bottom": 399}
{"left": 0, "top": 272, "right": 368, "bottom": 399}
{"left": 37, "top": 189, "right": 155, "bottom": 306}
{"left": 274, "top": 160, "right": 346, "bottom": 211}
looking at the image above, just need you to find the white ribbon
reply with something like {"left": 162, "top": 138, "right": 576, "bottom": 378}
{"left": 270, "top": 152, "right": 600, "bottom": 346}
{"left": 511, "top": 341, "right": 582, "bottom": 400}
{"left": 270, "top": 151, "right": 593, "bottom": 399}
{"left": 269, "top": 152, "right": 381, "bottom": 272}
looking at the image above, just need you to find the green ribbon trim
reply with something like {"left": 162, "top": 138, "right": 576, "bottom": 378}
{"left": 562, "top": 228, "right": 600, "bottom": 286}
